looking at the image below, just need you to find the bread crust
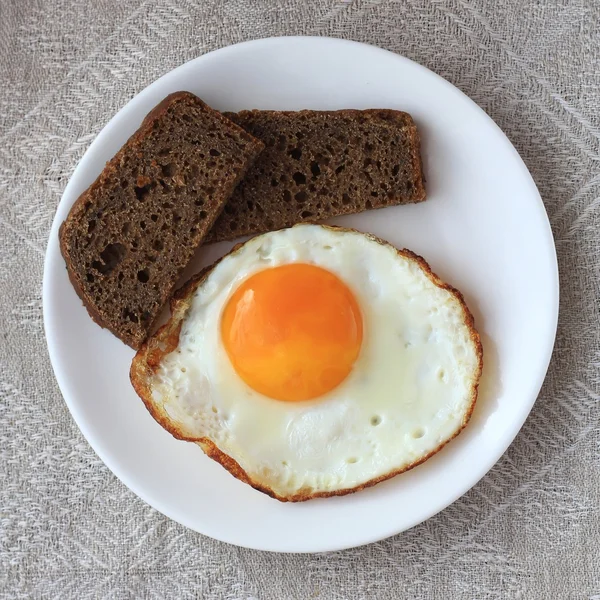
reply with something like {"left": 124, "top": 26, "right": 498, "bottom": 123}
{"left": 130, "top": 225, "right": 483, "bottom": 502}
{"left": 59, "top": 92, "right": 264, "bottom": 348}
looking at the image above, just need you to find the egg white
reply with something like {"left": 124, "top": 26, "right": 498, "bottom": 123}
{"left": 146, "top": 225, "right": 481, "bottom": 499}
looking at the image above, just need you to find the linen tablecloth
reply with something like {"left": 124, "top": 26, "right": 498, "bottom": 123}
{"left": 1, "top": 1, "right": 599, "bottom": 598}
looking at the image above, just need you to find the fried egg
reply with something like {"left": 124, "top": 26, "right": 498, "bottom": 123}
{"left": 131, "top": 224, "right": 482, "bottom": 501}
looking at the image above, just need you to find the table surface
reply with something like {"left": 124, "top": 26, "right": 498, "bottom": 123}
{"left": 1, "top": 1, "right": 599, "bottom": 598}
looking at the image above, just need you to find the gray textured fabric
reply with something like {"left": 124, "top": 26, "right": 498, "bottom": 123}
{"left": 1, "top": 0, "right": 599, "bottom": 598}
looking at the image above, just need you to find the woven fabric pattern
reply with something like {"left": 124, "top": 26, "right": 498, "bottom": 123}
{"left": 1, "top": 1, "right": 599, "bottom": 598}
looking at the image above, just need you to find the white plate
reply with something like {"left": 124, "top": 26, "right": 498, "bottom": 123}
{"left": 43, "top": 37, "right": 558, "bottom": 552}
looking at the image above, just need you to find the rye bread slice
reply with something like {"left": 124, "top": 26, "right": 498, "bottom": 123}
{"left": 59, "top": 91, "right": 264, "bottom": 349}
{"left": 205, "top": 109, "right": 425, "bottom": 243}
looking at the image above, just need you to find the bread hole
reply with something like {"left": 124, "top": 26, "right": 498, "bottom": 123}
{"left": 406, "top": 181, "right": 413, "bottom": 191}
{"left": 365, "top": 142, "right": 374, "bottom": 153}
{"left": 283, "top": 189, "right": 292, "bottom": 203}
{"left": 335, "top": 164, "right": 345, "bottom": 175}
{"left": 87, "top": 220, "right": 96, "bottom": 234}
{"left": 152, "top": 239, "right": 163, "bottom": 251}
{"left": 92, "top": 243, "right": 127, "bottom": 275}
{"left": 173, "top": 213, "right": 182, "bottom": 223}
{"left": 342, "top": 193, "right": 351, "bottom": 206}
{"left": 363, "top": 157, "right": 372, "bottom": 168}
{"left": 161, "top": 163, "right": 176, "bottom": 178}
{"left": 295, "top": 190, "right": 307, "bottom": 203}
{"left": 209, "top": 148, "right": 221, "bottom": 157}
{"left": 123, "top": 308, "right": 138, "bottom": 323}
{"left": 140, "top": 221, "right": 146, "bottom": 230}
{"left": 157, "top": 148, "right": 171, "bottom": 156}
{"left": 120, "top": 180, "right": 128, "bottom": 188}
{"left": 145, "top": 254, "right": 157, "bottom": 263}
{"left": 392, "top": 164, "right": 400, "bottom": 177}
{"left": 370, "top": 415, "right": 382, "bottom": 426}
{"left": 310, "top": 161, "right": 321, "bottom": 177}
{"left": 318, "top": 187, "right": 330, "bottom": 196}
{"left": 325, "top": 144, "right": 334, "bottom": 155}
{"left": 301, "top": 210, "right": 313, "bottom": 218}
{"left": 346, "top": 457, "right": 358, "bottom": 464}
{"left": 376, "top": 160, "right": 381, "bottom": 169}
{"left": 365, "top": 199, "right": 373, "bottom": 209}
{"left": 118, "top": 272, "right": 124, "bottom": 281}
{"left": 289, "top": 147, "right": 302, "bottom": 160}
{"left": 134, "top": 183, "right": 153, "bottom": 201}
{"left": 137, "top": 269, "right": 150, "bottom": 283}
{"left": 270, "top": 178, "right": 278, "bottom": 187}
{"left": 229, "top": 220, "right": 238, "bottom": 231}
{"left": 86, "top": 273, "right": 94, "bottom": 283}
{"left": 292, "top": 172, "right": 306, "bottom": 185}
{"left": 412, "top": 427, "right": 425, "bottom": 439}
{"left": 199, "top": 210, "right": 208, "bottom": 220}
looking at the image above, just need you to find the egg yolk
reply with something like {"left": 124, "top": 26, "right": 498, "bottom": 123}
{"left": 221, "top": 263, "right": 363, "bottom": 401}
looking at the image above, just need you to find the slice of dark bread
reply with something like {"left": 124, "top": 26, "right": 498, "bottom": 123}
{"left": 205, "top": 109, "right": 425, "bottom": 243}
{"left": 59, "top": 91, "right": 264, "bottom": 349}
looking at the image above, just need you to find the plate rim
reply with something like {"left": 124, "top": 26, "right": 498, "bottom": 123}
{"left": 42, "top": 35, "right": 559, "bottom": 553}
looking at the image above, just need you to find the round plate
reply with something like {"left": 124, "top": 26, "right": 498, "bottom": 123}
{"left": 43, "top": 37, "right": 558, "bottom": 552}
